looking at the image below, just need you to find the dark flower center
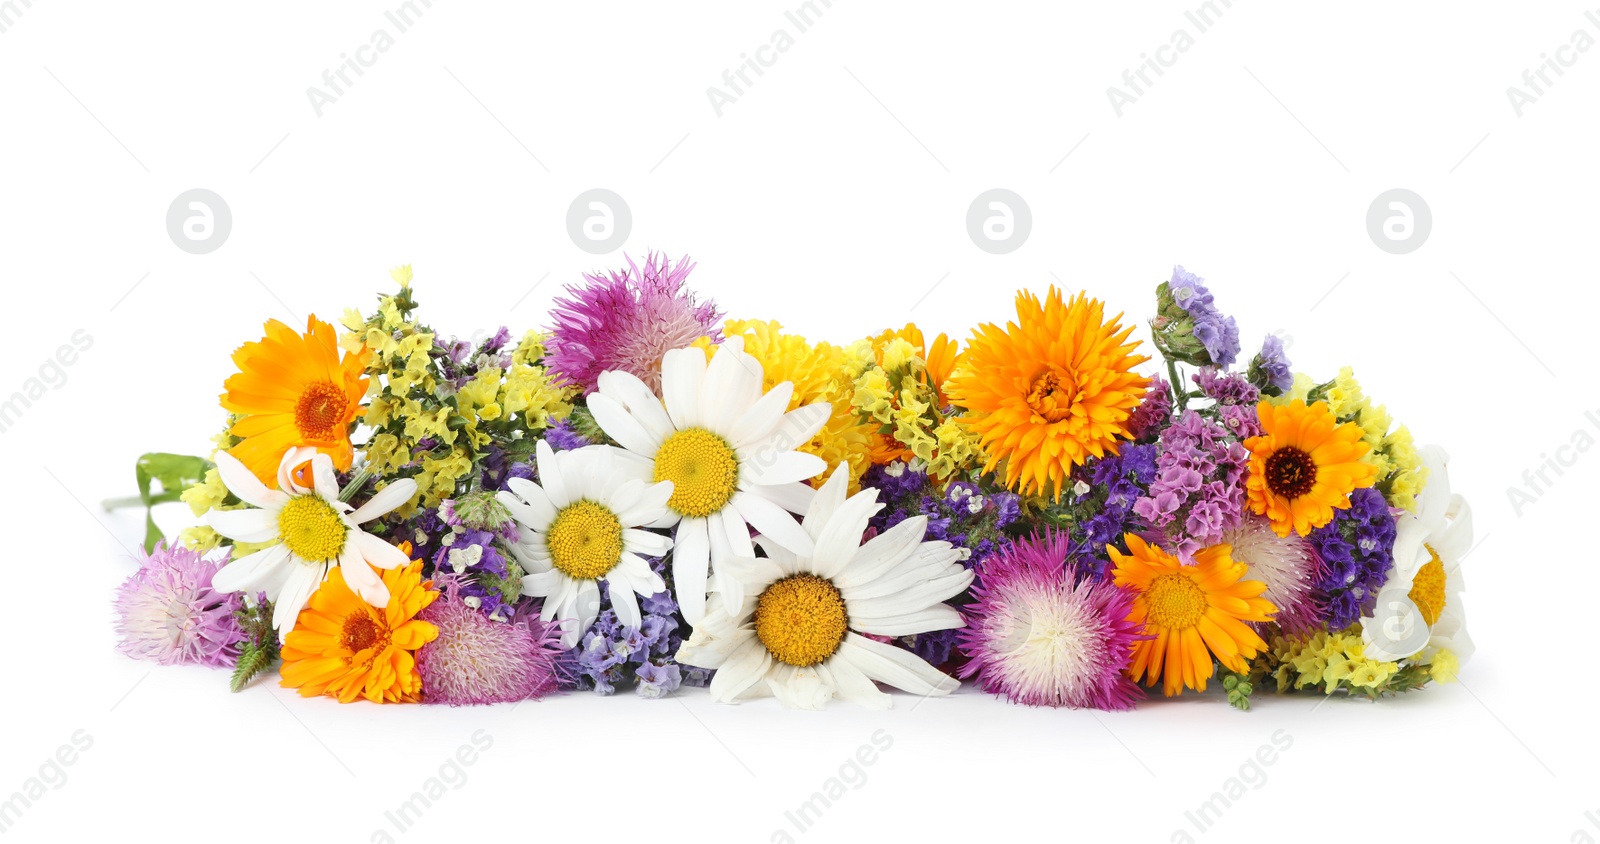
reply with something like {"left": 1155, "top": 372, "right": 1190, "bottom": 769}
{"left": 1264, "top": 446, "right": 1316, "bottom": 499}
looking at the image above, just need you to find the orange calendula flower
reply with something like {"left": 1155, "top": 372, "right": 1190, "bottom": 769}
{"left": 1111, "top": 536, "right": 1275, "bottom": 697}
{"left": 945, "top": 288, "right": 1150, "bottom": 499}
{"left": 222, "top": 316, "right": 371, "bottom": 484}
{"left": 280, "top": 560, "right": 439, "bottom": 703}
{"left": 1244, "top": 399, "right": 1378, "bottom": 537}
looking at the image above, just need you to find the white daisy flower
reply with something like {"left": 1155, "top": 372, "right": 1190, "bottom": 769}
{"left": 208, "top": 447, "right": 418, "bottom": 639}
{"left": 1361, "top": 446, "right": 1474, "bottom": 663}
{"left": 675, "top": 464, "right": 974, "bottom": 710}
{"left": 585, "top": 336, "right": 832, "bottom": 625}
{"left": 497, "top": 440, "right": 675, "bottom": 649}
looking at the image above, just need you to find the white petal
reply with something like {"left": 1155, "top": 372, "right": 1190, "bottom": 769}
{"left": 821, "top": 658, "right": 892, "bottom": 710}
{"left": 535, "top": 440, "right": 572, "bottom": 508}
{"left": 716, "top": 508, "right": 755, "bottom": 560}
{"left": 802, "top": 464, "right": 851, "bottom": 540}
{"left": 716, "top": 554, "right": 785, "bottom": 611}
{"left": 839, "top": 634, "right": 958, "bottom": 698}
{"left": 834, "top": 516, "right": 928, "bottom": 590}
{"left": 731, "top": 491, "right": 814, "bottom": 558}
{"left": 810, "top": 485, "right": 882, "bottom": 580}
{"left": 843, "top": 545, "right": 968, "bottom": 601}
{"left": 850, "top": 603, "right": 965, "bottom": 637}
{"left": 744, "top": 481, "right": 816, "bottom": 517}
{"left": 616, "top": 552, "right": 665, "bottom": 596}
{"left": 660, "top": 346, "right": 707, "bottom": 430}
{"left": 572, "top": 579, "right": 602, "bottom": 644}
{"left": 339, "top": 538, "right": 390, "bottom": 607}
{"left": 211, "top": 544, "right": 290, "bottom": 594}
{"left": 272, "top": 564, "right": 325, "bottom": 640}
{"left": 206, "top": 508, "right": 280, "bottom": 544}
{"left": 729, "top": 381, "right": 793, "bottom": 449}
{"left": 588, "top": 392, "right": 661, "bottom": 458}
{"left": 739, "top": 449, "right": 827, "bottom": 487}
{"left": 770, "top": 402, "right": 831, "bottom": 459}
{"left": 212, "top": 451, "right": 288, "bottom": 510}
{"left": 622, "top": 527, "right": 673, "bottom": 558}
{"left": 501, "top": 478, "right": 558, "bottom": 531}
{"left": 355, "top": 530, "right": 410, "bottom": 570}
{"left": 610, "top": 577, "right": 642, "bottom": 629}
{"left": 674, "top": 518, "right": 711, "bottom": 626}
{"left": 347, "top": 478, "right": 418, "bottom": 524}
{"left": 521, "top": 568, "right": 565, "bottom": 599}
{"left": 707, "top": 637, "right": 772, "bottom": 702}
{"left": 616, "top": 479, "right": 675, "bottom": 527}
{"left": 311, "top": 454, "right": 341, "bottom": 502}
{"left": 702, "top": 338, "right": 765, "bottom": 431}
{"left": 277, "top": 446, "right": 318, "bottom": 494}
{"left": 597, "top": 369, "right": 674, "bottom": 444}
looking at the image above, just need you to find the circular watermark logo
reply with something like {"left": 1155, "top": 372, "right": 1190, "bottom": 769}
{"left": 1364, "top": 596, "right": 1429, "bottom": 660}
{"left": 166, "top": 189, "right": 232, "bottom": 255}
{"left": 966, "top": 189, "right": 1031, "bottom": 254}
{"left": 1365, "top": 189, "right": 1431, "bottom": 255}
{"left": 567, "top": 189, "right": 631, "bottom": 254}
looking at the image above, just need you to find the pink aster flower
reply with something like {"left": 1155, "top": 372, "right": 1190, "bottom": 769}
{"left": 957, "top": 532, "right": 1146, "bottom": 710}
{"left": 416, "top": 574, "right": 565, "bottom": 705}
{"left": 1220, "top": 514, "right": 1326, "bottom": 635}
{"left": 113, "top": 542, "right": 246, "bottom": 667}
{"left": 546, "top": 252, "right": 722, "bottom": 394}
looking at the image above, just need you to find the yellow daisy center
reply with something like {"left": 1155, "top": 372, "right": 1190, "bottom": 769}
{"left": 277, "top": 494, "right": 349, "bottom": 562}
{"left": 1026, "top": 366, "right": 1080, "bottom": 423}
{"left": 1264, "top": 446, "right": 1317, "bottom": 500}
{"left": 652, "top": 427, "right": 739, "bottom": 518}
{"left": 1145, "top": 572, "right": 1208, "bottom": 630}
{"left": 546, "top": 500, "right": 624, "bottom": 580}
{"left": 754, "top": 574, "right": 849, "bottom": 667}
{"left": 1408, "top": 545, "right": 1447, "bottom": 627}
{"left": 295, "top": 380, "right": 349, "bottom": 439}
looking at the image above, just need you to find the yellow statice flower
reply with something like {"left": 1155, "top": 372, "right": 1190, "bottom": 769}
{"left": 1271, "top": 629, "right": 1402, "bottom": 694}
{"left": 720, "top": 319, "right": 876, "bottom": 490}
{"left": 180, "top": 468, "right": 230, "bottom": 517}
{"left": 1427, "top": 649, "right": 1460, "bottom": 684}
{"left": 1271, "top": 367, "right": 1428, "bottom": 511}
{"left": 850, "top": 323, "right": 979, "bottom": 482}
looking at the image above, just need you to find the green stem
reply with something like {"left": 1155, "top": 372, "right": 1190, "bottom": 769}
{"left": 101, "top": 495, "right": 145, "bottom": 511}
{"left": 1167, "top": 360, "right": 1187, "bottom": 412}
{"left": 338, "top": 467, "right": 374, "bottom": 503}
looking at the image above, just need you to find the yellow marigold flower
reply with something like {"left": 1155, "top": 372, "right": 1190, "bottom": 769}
{"left": 1245, "top": 399, "right": 1378, "bottom": 536}
{"left": 947, "top": 288, "right": 1150, "bottom": 499}
{"left": 721, "top": 319, "right": 875, "bottom": 489}
{"left": 1111, "top": 536, "right": 1275, "bottom": 697}
{"left": 281, "top": 559, "right": 438, "bottom": 704}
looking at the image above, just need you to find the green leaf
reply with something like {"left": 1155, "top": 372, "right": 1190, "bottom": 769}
{"left": 132, "top": 453, "right": 212, "bottom": 553}
{"left": 229, "top": 642, "right": 278, "bottom": 693}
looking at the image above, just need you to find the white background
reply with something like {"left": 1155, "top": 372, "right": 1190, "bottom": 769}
{"left": 1, "top": 1, "right": 1596, "bottom": 841}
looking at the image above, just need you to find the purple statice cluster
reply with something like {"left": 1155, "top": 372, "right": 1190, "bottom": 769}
{"left": 1248, "top": 334, "right": 1294, "bottom": 394}
{"left": 437, "top": 326, "right": 514, "bottom": 391}
{"left": 1193, "top": 367, "right": 1264, "bottom": 439}
{"left": 1061, "top": 442, "right": 1158, "bottom": 577}
{"left": 542, "top": 417, "right": 592, "bottom": 452}
{"left": 1308, "top": 487, "right": 1397, "bottom": 630}
{"left": 1125, "top": 374, "right": 1172, "bottom": 443}
{"left": 1167, "top": 266, "right": 1241, "bottom": 368}
{"left": 861, "top": 461, "right": 1022, "bottom": 666}
{"left": 545, "top": 252, "right": 723, "bottom": 395}
{"left": 479, "top": 446, "right": 535, "bottom": 492}
{"left": 1132, "top": 410, "right": 1249, "bottom": 562}
{"left": 425, "top": 492, "right": 525, "bottom": 622}
{"left": 566, "top": 556, "right": 707, "bottom": 696}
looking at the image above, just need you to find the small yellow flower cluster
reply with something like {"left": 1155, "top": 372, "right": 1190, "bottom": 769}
{"left": 1270, "top": 629, "right": 1402, "bottom": 694}
{"left": 720, "top": 320, "right": 875, "bottom": 490}
{"left": 849, "top": 332, "right": 978, "bottom": 482}
{"left": 341, "top": 269, "right": 574, "bottom": 510}
{"left": 1277, "top": 367, "right": 1427, "bottom": 511}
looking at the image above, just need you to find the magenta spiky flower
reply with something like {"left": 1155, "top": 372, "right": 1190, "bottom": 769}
{"left": 1221, "top": 514, "right": 1327, "bottom": 635}
{"left": 417, "top": 574, "right": 565, "bottom": 705}
{"left": 545, "top": 253, "right": 722, "bottom": 394}
{"left": 957, "top": 532, "right": 1146, "bottom": 710}
{"left": 113, "top": 542, "right": 245, "bottom": 667}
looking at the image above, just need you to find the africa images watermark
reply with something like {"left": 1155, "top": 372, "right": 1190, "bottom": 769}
{"left": 1504, "top": 409, "right": 1600, "bottom": 517}
{"left": 1106, "top": 0, "right": 1238, "bottom": 116}
{"left": 706, "top": 0, "right": 836, "bottom": 117}
{"left": 1504, "top": 9, "right": 1600, "bottom": 117}
{"left": 0, "top": 329, "right": 94, "bottom": 435}
{"left": 1169, "top": 728, "right": 1293, "bottom": 841}
{"left": 305, "top": 0, "right": 439, "bottom": 117}
{"left": 0, "top": 729, "right": 93, "bottom": 835}
{"left": 0, "top": 0, "right": 36, "bottom": 35}
{"left": 768, "top": 729, "right": 893, "bottom": 843}
{"left": 369, "top": 729, "right": 493, "bottom": 843}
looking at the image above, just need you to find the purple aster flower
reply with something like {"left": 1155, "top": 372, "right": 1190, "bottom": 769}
{"left": 113, "top": 543, "right": 246, "bottom": 668}
{"left": 546, "top": 252, "right": 722, "bottom": 394}
{"left": 1248, "top": 334, "right": 1294, "bottom": 394}
{"left": 957, "top": 532, "right": 1147, "bottom": 710}
{"left": 416, "top": 574, "right": 565, "bottom": 705}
